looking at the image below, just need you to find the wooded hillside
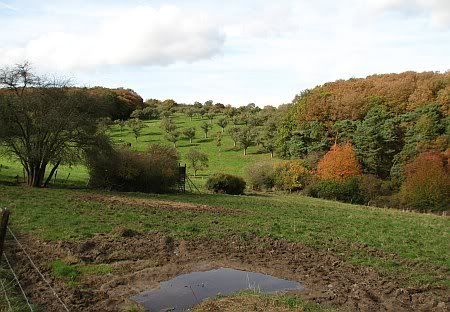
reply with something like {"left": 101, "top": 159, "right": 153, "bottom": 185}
{"left": 292, "top": 71, "right": 449, "bottom": 122}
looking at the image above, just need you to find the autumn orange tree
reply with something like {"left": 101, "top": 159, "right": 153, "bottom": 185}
{"left": 317, "top": 143, "right": 362, "bottom": 180}
{"left": 400, "top": 150, "right": 449, "bottom": 212}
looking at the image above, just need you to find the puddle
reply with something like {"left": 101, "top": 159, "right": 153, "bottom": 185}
{"left": 131, "top": 268, "right": 304, "bottom": 312}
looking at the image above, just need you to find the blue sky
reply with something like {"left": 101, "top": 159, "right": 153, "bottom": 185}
{"left": 1, "top": 0, "right": 449, "bottom": 106}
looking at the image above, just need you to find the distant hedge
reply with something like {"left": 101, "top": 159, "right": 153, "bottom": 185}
{"left": 86, "top": 144, "right": 179, "bottom": 193}
{"left": 206, "top": 173, "right": 246, "bottom": 195}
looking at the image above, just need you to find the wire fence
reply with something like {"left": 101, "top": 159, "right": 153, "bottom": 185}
{"left": 0, "top": 216, "right": 71, "bottom": 311}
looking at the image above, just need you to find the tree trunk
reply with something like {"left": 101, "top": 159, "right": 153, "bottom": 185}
{"left": 44, "top": 161, "right": 61, "bottom": 187}
{"left": 244, "top": 148, "right": 247, "bottom": 156}
{"left": 270, "top": 151, "right": 274, "bottom": 158}
{"left": 28, "top": 163, "right": 47, "bottom": 187}
{"left": 190, "top": 138, "right": 193, "bottom": 143}
{"left": 233, "top": 141, "right": 236, "bottom": 147}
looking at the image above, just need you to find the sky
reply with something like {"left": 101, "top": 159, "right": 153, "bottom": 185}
{"left": 0, "top": 0, "right": 449, "bottom": 106}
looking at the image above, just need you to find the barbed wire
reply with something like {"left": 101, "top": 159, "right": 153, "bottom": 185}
{"left": 2, "top": 253, "right": 33, "bottom": 311}
{"left": 7, "top": 227, "right": 70, "bottom": 312}
{"left": 0, "top": 276, "right": 12, "bottom": 311}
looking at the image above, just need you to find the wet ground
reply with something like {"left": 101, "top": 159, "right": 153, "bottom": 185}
{"left": 132, "top": 268, "right": 304, "bottom": 311}
{"left": 8, "top": 229, "right": 449, "bottom": 312}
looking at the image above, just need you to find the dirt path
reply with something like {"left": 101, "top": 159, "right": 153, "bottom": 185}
{"left": 7, "top": 231, "right": 449, "bottom": 312}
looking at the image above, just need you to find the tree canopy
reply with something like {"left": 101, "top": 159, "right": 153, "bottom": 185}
{"left": 0, "top": 63, "right": 109, "bottom": 187}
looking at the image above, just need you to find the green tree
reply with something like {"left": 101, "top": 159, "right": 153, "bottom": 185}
{"left": 186, "top": 107, "right": 196, "bottom": 121}
{"left": 114, "top": 119, "right": 126, "bottom": 133}
{"left": 288, "top": 121, "right": 329, "bottom": 158}
{"left": 353, "top": 105, "right": 402, "bottom": 178}
{"left": 165, "top": 130, "right": 180, "bottom": 147}
{"left": 200, "top": 121, "right": 212, "bottom": 138}
{"left": 183, "top": 127, "right": 196, "bottom": 143}
{"left": 332, "top": 120, "right": 359, "bottom": 144}
{"left": 227, "top": 126, "right": 240, "bottom": 147}
{"left": 216, "top": 131, "right": 222, "bottom": 151}
{"left": 206, "top": 112, "right": 215, "bottom": 124}
{"left": 261, "top": 121, "right": 278, "bottom": 158}
{"left": 237, "top": 126, "right": 256, "bottom": 155}
{"left": 391, "top": 104, "right": 447, "bottom": 182}
{"left": 217, "top": 117, "right": 228, "bottom": 132}
{"left": 0, "top": 63, "right": 108, "bottom": 187}
{"left": 161, "top": 117, "right": 176, "bottom": 133}
{"left": 127, "top": 118, "right": 145, "bottom": 141}
{"left": 186, "top": 148, "right": 209, "bottom": 176}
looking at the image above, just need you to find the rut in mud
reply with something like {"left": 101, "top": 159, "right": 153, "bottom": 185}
{"left": 6, "top": 229, "right": 449, "bottom": 312}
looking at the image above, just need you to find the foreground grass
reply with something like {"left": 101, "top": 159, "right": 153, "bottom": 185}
{"left": 194, "top": 290, "right": 334, "bottom": 312}
{"left": 0, "top": 185, "right": 448, "bottom": 289}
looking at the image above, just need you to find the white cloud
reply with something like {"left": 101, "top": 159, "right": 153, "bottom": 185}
{"left": 0, "top": 5, "right": 225, "bottom": 70}
{"left": 366, "top": 0, "right": 450, "bottom": 27}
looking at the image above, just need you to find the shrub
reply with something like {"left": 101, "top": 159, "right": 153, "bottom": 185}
{"left": 247, "top": 162, "right": 275, "bottom": 191}
{"left": 317, "top": 143, "right": 361, "bottom": 181}
{"left": 357, "top": 174, "right": 385, "bottom": 204}
{"left": 87, "top": 144, "right": 179, "bottom": 193}
{"left": 306, "top": 177, "right": 364, "bottom": 204}
{"left": 205, "top": 173, "right": 246, "bottom": 195}
{"left": 399, "top": 150, "right": 450, "bottom": 212}
{"left": 274, "top": 160, "right": 311, "bottom": 191}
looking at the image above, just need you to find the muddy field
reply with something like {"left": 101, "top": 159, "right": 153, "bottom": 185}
{"left": 8, "top": 227, "right": 448, "bottom": 312}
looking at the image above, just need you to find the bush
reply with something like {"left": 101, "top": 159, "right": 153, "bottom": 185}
{"left": 317, "top": 143, "right": 361, "bottom": 181}
{"left": 206, "top": 173, "right": 246, "bottom": 195}
{"left": 399, "top": 150, "right": 449, "bottom": 212}
{"left": 306, "top": 177, "right": 364, "bottom": 204}
{"left": 247, "top": 162, "right": 275, "bottom": 191}
{"left": 357, "top": 174, "right": 386, "bottom": 204}
{"left": 87, "top": 144, "right": 179, "bottom": 193}
{"left": 274, "top": 160, "right": 311, "bottom": 191}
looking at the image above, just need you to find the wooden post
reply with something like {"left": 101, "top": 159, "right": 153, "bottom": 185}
{"left": 0, "top": 209, "right": 10, "bottom": 258}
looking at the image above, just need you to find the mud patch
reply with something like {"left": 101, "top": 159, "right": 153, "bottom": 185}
{"left": 76, "top": 193, "right": 239, "bottom": 214}
{"left": 6, "top": 232, "right": 449, "bottom": 312}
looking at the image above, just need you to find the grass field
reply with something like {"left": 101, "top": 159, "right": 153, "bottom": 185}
{"left": 0, "top": 113, "right": 276, "bottom": 189}
{"left": 1, "top": 185, "right": 448, "bottom": 287}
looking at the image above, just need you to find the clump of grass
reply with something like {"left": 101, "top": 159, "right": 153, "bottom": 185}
{"left": 51, "top": 259, "right": 113, "bottom": 286}
{"left": 194, "top": 290, "right": 334, "bottom": 311}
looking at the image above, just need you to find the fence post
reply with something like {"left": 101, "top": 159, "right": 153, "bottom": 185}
{"left": 0, "top": 208, "right": 10, "bottom": 258}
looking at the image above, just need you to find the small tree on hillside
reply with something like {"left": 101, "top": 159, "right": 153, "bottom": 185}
{"left": 199, "top": 108, "right": 207, "bottom": 119}
{"left": 200, "top": 121, "right": 212, "bottom": 138}
{"left": 165, "top": 130, "right": 180, "bottom": 147}
{"left": 217, "top": 117, "right": 228, "bottom": 132}
{"left": 186, "top": 148, "right": 209, "bottom": 176}
{"left": 186, "top": 107, "right": 196, "bottom": 121}
{"left": 206, "top": 112, "right": 215, "bottom": 124}
{"left": 183, "top": 127, "right": 196, "bottom": 143}
{"left": 127, "top": 118, "right": 145, "bottom": 141}
{"left": 261, "top": 121, "right": 277, "bottom": 158}
{"left": 317, "top": 143, "right": 362, "bottom": 180}
{"left": 216, "top": 131, "right": 222, "bottom": 151}
{"left": 115, "top": 119, "right": 126, "bottom": 133}
{"left": 227, "top": 126, "right": 240, "bottom": 147}
{"left": 237, "top": 126, "right": 256, "bottom": 156}
{"left": 161, "top": 117, "right": 177, "bottom": 133}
